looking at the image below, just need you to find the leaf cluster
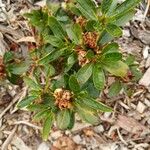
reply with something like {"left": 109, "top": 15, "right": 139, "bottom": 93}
{"left": 1, "top": 0, "right": 141, "bottom": 140}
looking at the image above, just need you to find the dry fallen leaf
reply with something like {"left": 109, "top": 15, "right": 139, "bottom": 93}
{"left": 53, "top": 136, "right": 77, "bottom": 150}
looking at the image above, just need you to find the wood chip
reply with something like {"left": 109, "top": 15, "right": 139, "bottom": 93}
{"left": 117, "top": 115, "right": 148, "bottom": 135}
{"left": 139, "top": 67, "right": 150, "bottom": 87}
{"left": 136, "top": 101, "right": 146, "bottom": 114}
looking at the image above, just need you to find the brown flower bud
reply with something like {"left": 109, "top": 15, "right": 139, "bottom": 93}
{"left": 54, "top": 89, "right": 72, "bottom": 109}
{"left": 76, "top": 16, "right": 86, "bottom": 27}
{"left": 83, "top": 32, "right": 98, "bottom": 49}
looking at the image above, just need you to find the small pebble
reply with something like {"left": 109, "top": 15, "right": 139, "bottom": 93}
{"left": 38, "top": 142, "right": 50, "bottom": 150}
{"left": 123, "top": 29, "right": 130, "bottom": 37}
{"left": 136, "top": 101, "right": 146, "bottom": 114}
{"left": 0, "top": 140, "right": 2, "bottom": 145}
{"left": 94, "top": 125, "right": 104, "bottom": 133}
{"left": 144, "top": 99, "right": 150, "bottom": 107}
{"left": 104, "top": 112, "right": 111, "bottom": 118}
{"left": 51, "top": 131, "right": 62, "bottom": 140}
{"left": 72, "top": 135, "right": 82, "bottom": 144}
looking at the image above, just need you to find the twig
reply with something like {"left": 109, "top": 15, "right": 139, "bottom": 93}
{"left": 0, "top": 87, "right": 27, "bottom": 119}
{"left": 13, "top": 121, "right": 42, "bottom": 130}
{"left": 10, "top": 87, "right": 28, "bottom": 114}
{"left": 1, "top": 126, "right": 17, "bottom": 150}
{"left": 117, "top": 128, "right": 128, "bottom": 145}
{"left": 144, "top": 0, "right": 150, "bottom": 19}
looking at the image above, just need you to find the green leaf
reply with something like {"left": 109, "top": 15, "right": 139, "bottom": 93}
{"left": 42, "top": 113, "right": 53, "bottom": 140}
{"left": 25, "top": 10, "right": 48, "bottom": 31}
{"left": 65, "top": 53, "right": 77, "bottom": 73}
{"left": 102, "top": 43, "right": 119, "bottom": 54}
{"left": 23, "top": 76, "right": 42, "bottom": 91}
{"left": 106, "top": 0, "right": 118, "bottom": 15}
{"left": 6, "top": 74, "right": 23, "bottom": 85}
{"left": 102, "top": 52, "right": 122, "bottom": 62}
{"left": 27, "top": 104, "right": 48, "bottom": 111}
{"left": 48, "top": 16, "right": 66, "bottom": 39}
{"left": 42, "top": 34, "right": 64, "bottom": 47}
{"left": 43, "top": 64, "right": 55, "bottom": 77}
{"left": 113, "top": 0, "right": 141, "bottom": 15}
{"left": 56, "top": 109, "right": 71, "bottom": 130}
{"left": 108, "top": 81, "right": 122, "bottom": 97}
{"left": 80, "top": 96, "right": 112, "bottom": 112}
{"left": 110, "top": 9, "right": 135, "bottom": 26}
{"left": 38, "top": 48, "right": 65, "bottom": 65}
{"left": 98, "top": 30, "right": 114, "bottom": 45}
{"left": 33, "top": 109, "right": 48, "bottom": 121}
{"left": 93, "top": 64, "right": 105, "bottom": 90}
{"left": 125, "top": 55, "right": 135, "bottom": 65}
{"left": 76, "top": 0, "right": 97, "bottom": 20}
{"left": 3, "top": 52, "right": 14, "bottom": 64}
{"left": 75, "top": 102, "right": 99, "bottom": 125}
{"left": 67, "top": 111, "right": 75, "bottom": 129}
{"left": 69, "top": 75, "right": 80, "bottom": 93}
{"left": 17, "top": 96, "right": 38, "bottom": 108}
{"left": 104, "top": 61, "right": 129, "bottom": 77}
{"left": 77, "top": 63, "right": 93, "bottom": 85}
{"left": 101, "top": 0, "right": 113, "bottom": 14}
{"left": 130, "top": 66, "right": 142, "bottom": 81}
{"left": 8, "top": 62, "right": 29, "bottom": 75}
{"left": 106, "top": 24, "right": 122, "bottom": 37}
{"left": 66, "top": 24, "right": 82, "bottom": 45}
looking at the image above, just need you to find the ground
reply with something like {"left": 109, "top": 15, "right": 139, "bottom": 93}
{"left": 0, "top": 0, "right": 150, "bottom": 150}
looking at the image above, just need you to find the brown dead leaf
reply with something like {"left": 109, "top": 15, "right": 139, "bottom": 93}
{"left": 117, "top": 115, "right": 149, "bottom": 135}
{"left": 53, "top": 136, "right": 77, "bottom": 150}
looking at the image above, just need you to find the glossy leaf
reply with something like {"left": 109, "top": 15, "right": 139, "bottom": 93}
{"left": 75, "top": 102, "right": 99, "bottom": 125}
{"left": 17, "top": 96, "right": 38, "bottom": 108}
{"left": 24, "top": 76, "right": 42, "bottom": 91}
{"left": 76, "top": 0, "right": 97, "bottom": 20}
{"left": 108, "top": 81, "right": 122, "bottom": 97}
{"left": 106, "top": 24, "right": 122, "bottom": 37}
{"left": 80, "top": 96, "right": 112, "bottom": 112}
{"left": 38, "top": 48, "right": 65, "bottom": 65}
{"left": 102, "top": 43, "right": 119, "bottom": 54}
{"left": 56, "top": 109, "right": 71, "bottom": 130}
{"left": 48, "top": 16, "right": 66, "bottom": 39}
{"left": 102, "top": 52, "right": 122, "bottom": 62}
{"left": 77, "top": 63, "right": 93, "bottom": 85}
{"left": 104, "top": 61, "right": 129, "bottom": 77}
{"left": 67, "top": 111, "right": 75, "bottom": 129}
{"left": 113, "top": 0, "right": 141, "bottom": 15}
{"left": 66, "top": 24, "right": 82, "bottom": 45}
{"left": 42, "top": 113, "right": 53, "bottom": 140}
{"left": 33, "top": 109, "right": 48, "bottom": 121}
{"left": 98, "top": 30, "right": 114, "bottom": 45}
{"left": 110, "top": 9, "right": 135, "bottom": 26}
{"left": 65, "top": 53, "right": 77, "bottom": 72}
{"left": 8, "top": 62, "right": 29, "bottom": 75}
{"left": 3, "top": 52, "right": 14, "bottom": 64}
{"left": 69, "top": 75, "right": 80, "bottom": 93}
{"left": 43, "top": 34, "right": 64, "bottom": 47}
{"left": 101, "top": 0, "right": 113, "bottom": 14}
{"left": 93, "top": 64, "right": 105, "bottom": 90}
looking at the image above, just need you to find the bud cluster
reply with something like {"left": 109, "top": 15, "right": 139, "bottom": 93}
{"left": 54, "top": 88, "right": 72, "bottom": 109}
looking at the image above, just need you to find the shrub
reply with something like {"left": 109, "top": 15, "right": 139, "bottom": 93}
{"left": 1, "top": 0, "right": 142, "bottom": 140}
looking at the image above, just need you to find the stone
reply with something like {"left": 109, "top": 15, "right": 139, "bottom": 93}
{"left": 94, "top": 125, "right": 104, "bottom": 133}
{"left": 38, "top": 142, "right": 50, "bottom": 150}
{"left": 139, "top": 68, "right": 150, "bottom": 88}
{"left": 72, "top": 135, "right": 82, "bottom": 144}
{"left": 144, "top": 99, "right": 150, "bottom": 107}
{"left": 51, "top": 131, "right": 62, "bottom": 140}
{"left": 136, "top": 101, "right": 146, "bottom": 114}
